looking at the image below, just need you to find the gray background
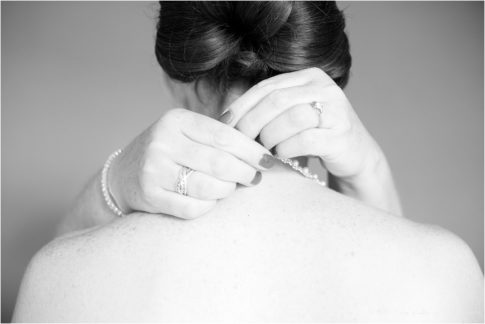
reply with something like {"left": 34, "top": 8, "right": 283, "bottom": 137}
{"left": 2, "top": 2, "right": 483, "bottom": 322}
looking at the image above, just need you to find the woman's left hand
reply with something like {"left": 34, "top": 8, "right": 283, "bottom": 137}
{"left": 221, "top": 67, "right": 403, "bottom": 216}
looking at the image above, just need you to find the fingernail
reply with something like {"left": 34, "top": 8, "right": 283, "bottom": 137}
{"left": 250, "top": 171, "right": 262, "bottom": 185}
{"left": 259, "top": 154, "right": 276, "bottom": 169}
{"left": 219, "top": 110, "right": 233, "bottom": 124}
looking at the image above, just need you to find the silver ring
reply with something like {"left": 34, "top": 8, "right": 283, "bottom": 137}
{"left": 310, "top": 101, "right": 324, "bottom": 115}
{"left": 175, "top": 166, "right": 194, "bottom": 196}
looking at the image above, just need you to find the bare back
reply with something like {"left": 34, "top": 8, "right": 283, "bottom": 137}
{"left": 13, "top": 164, "right": 484, "bottom": 322}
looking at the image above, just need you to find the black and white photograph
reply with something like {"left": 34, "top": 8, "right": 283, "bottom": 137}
{"left": 2, "top": 1, "right": 484, "bottom": 322}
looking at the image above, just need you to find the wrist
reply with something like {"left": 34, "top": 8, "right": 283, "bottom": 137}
{"left": 328, "top": 147, "right": 403, "bottom": 216}
{"left": 333, "top": 145, "right": 386, "bottom": 191}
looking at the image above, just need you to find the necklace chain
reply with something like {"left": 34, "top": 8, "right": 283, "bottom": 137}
{"left": 275, "top": 157, "right": 327, "bottom": 187}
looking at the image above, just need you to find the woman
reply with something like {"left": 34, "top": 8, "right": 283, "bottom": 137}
{"left": 13, "top": 2, "right": 483, "bottom": 321}
{"left": 57, "top": 1, "right": 401, "bottom": 234}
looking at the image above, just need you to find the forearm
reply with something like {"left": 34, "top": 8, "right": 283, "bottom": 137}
{"left": 328, "top": 151, "right": 403, "bottom": 217}
{"left": 56, "top": 171, "right": 118, "bottom": 236}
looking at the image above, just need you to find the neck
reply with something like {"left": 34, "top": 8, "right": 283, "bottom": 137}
{"left": 166, "top": 75, "right": 249, "bottom": 119}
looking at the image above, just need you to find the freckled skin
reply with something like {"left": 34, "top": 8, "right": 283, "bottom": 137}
{"left": 13, "top": 164, "right": 484, "bottom": 322}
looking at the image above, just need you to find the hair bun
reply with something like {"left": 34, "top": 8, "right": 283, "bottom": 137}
{"left": 199, "top": 2, "right": 293, "bottom": 44}
{"left": 207, "top": 2, "right": 293, "bottom": 85}
{"left": 231, "top": 50, "right": 268, "bottom": 80}
{"left": 156, "top": 1, "right": 351, "bottom": 92}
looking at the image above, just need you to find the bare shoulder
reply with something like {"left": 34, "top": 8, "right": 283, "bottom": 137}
{"left": 387, "top": 222, "right": 484, "bottom": 322}
{"left": 12, "top": 170, "right": 484, "bottom": 322}
{"left": 12, "top": 225, "right": 108, "bottom": 322}
{"left": 13, "top": 214, "right": 185, "bottom": 322}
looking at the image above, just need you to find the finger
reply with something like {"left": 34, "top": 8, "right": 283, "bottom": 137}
{"left": 257, "top": 67, "right": 334, "bottom": 86}
{"left": 223, "top": 67, "right": 335, "bottom": 127}
{"left": 259, "top": 104, "right": 320, "bottom": 149}
{"left": 181, "top": 112, "right": 276, "bottom": 170}
{"left": 316, "top": 101, "right": 343, "bottom": 129}
{"left": 171, "top": 137, "right": 260, "bottom": 186}
{"left": 275, "top": 128, "right": 340, "bottom": 159}
{"left": 236, "top": 84, "right": 326, "bottom": 139}
{"left": 222, "top": 70, "right": 314, "bottom": 127}
{"left": 152, "top": 159, "right": 238, "bottom": 200}
{"left": 185, "top": 170, "right": 238, "bottom": 200}
{"left": 143, "top": 187, "right": 217, "bottom": 220}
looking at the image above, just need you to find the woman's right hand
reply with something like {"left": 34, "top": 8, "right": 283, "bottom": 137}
{"left": 108, "top": 108, "right": 275, "bottom": 220}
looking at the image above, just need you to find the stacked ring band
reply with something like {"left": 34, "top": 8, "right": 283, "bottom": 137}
{"left": 176, "top": 166, "right": 194, "bottom": 196}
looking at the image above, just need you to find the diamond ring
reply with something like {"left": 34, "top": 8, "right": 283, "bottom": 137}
{"left": 310, "top": 101, "right": 324, "bottom": 115}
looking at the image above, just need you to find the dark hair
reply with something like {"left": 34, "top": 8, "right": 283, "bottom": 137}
{"left": 155, "top": 1, "right": 351, "bottom": 93}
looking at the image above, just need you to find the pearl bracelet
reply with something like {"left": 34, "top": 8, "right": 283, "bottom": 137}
{"left": 101, "top": 149, "right": 125, "bottom": 217}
